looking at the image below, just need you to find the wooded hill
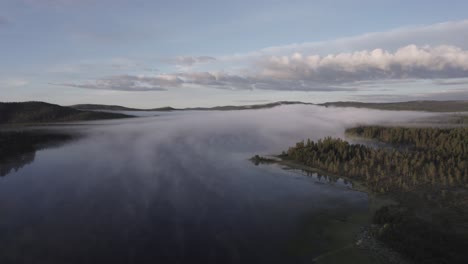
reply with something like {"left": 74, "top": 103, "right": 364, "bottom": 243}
{"left": 0, "top": 102, "right": 132, "bottom": 124}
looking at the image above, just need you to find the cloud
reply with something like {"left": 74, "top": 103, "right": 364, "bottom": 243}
{"left": 257, "top": 45, "right": 468, "bottom": 84}
{"left": 57, "top": 20, "right": 468, "bottom": 93}
{"left": 166, "top": 56, "right": 216, "bottom": 66}
{"left": 61, "top": 45, "right": 468, "bottom": 92}
{"left": 222, "top": 20, "right": 468, "bottom": 62}
{"left": 178, "top": 72, "right": 253, "bottom": 90}
{"left": 177, "top": 44, "right": 468, "bottom": 92}
{"left": 59, "top": 71, "right": 354, "bottom": 92}
{"left": 56, "top": 75, "right": 183, "bottom": 91}
{"left": 60, "top": 43, "right": 468, "bottom": 92}
{"left": 58, "top": 72, "right": 254, "bottom": 91}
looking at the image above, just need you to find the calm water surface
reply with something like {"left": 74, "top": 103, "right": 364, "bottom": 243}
{"left": 0, "top": 106, "right": 431, "bottom": 263}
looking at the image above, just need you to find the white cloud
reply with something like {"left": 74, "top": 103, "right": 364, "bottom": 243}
{"left": 166, "top": 56, "right": 216, "bottom": 66}
{"left": 221, "top": 20, "right": 468, "bottom": 62}
{"left": 60, "top": 45, "right": 468, "bottom": 92}
{"left": 258, "top": 45, "right": 468, "bottom": 83}
{"left": 59, "top": 20, "right": 468, "bottom": 93}
{"left": 56, "top": 75, "right": 183, "bottom": 91}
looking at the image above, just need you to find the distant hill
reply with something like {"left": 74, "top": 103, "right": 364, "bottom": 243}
{"left": 71, "top": 104, "right": 177, "bottom": 112}
{"left": 185, "top": 101, "right": 313, "bottom": 111}
{"left": 70, "top": 104, "right": 144, "bottom": 111}
{"left": 70, "top": 100, "right": 468, "bottom": 113}
{"left": 72, "top": 101, "right": 313, "bottom": 112}
{"left": 321, "top": 101, "right": 468, "bottom": 112}
{"left": 0, "top": 102, "right": 133, "bottom": 124}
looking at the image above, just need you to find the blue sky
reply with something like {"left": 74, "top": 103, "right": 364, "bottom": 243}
{"left": 1, "top": 0, "right": 468, "bottom": 107}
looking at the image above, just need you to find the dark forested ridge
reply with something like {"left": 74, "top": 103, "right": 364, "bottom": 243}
{"left": 71, "top": 104, "right": 147, "bottom": 111}
{"left": 278, "top": 126, "right": 468, "bottom": 263}
{"left": 321, "top": 100, "right": 468, "bottom": 112}
{"left": 0, "top": 102, "right": 133, "bottom": 124}
{"left": 72, "top": 104, "right": 177, "bottom": 112}
{"left": 72, "top": 100, "right": 468, "bottom": 113}
{"left": 186, "top": 101, "right": 313, "bottom": 110}
{"left": 72, "top": 101, "right": 312, "bottom": 112}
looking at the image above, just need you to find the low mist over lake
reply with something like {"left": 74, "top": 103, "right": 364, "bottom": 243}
{"left": 0, "top": 105, "right": 434, "bottom": 263}
{"left": 2, "top": 1, "right": 468, "bottom": 261}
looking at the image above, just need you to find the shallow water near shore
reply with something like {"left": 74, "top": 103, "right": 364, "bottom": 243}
{"left": 0, "top": 105, "right": 433, "bottom": 263}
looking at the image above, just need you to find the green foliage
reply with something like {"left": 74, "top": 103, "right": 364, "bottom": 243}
{"left": 284, "top": 127, "right": 468, "bottom": 193}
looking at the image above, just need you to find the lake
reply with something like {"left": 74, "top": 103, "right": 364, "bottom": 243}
{"left": 0, "top": 105, "right": 432, "bottom": 263}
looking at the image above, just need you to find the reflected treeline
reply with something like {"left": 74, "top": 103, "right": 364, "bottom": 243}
{"left": 302, "top": 170, "right": 350, "bottom": 184}
{"left": 251, "top": 156, "right": 353, "bottom": 188}
{"left": 0, "top": 130, "right": 74, "bottom": 177}
{"left": 0, "top": 151, "right": 36, "bottom": 177}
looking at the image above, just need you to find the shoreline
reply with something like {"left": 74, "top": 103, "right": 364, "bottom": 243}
{"left": 252, "top": 156, "right": 410, "bottom": 264}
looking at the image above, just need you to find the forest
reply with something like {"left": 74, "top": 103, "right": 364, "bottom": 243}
{"left": 280, "top": 126, "right": 468, "bottom": 263}
{"left": 284, "top": 126, "right": 468, "bottom": 193}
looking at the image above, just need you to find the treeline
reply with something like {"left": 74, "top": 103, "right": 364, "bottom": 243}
{"left": 346, "top": 126, "right": 468, "bottom": 155}
{"left": 0, "top": 102, "right": 132, "bottom": 124}
{"left": 284, "top": 127, "right": 468, "bottom": 193}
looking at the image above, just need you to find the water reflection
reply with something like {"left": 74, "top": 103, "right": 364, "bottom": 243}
{"left": 0, "top": 151, "right": 35, "bottom": 176}
{"left": 0, "top": 130, "right": 74, "bottom": 177}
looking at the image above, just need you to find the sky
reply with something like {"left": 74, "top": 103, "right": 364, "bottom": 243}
{"left": 1, "top": 0, "right": 468, "bottom": 108}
